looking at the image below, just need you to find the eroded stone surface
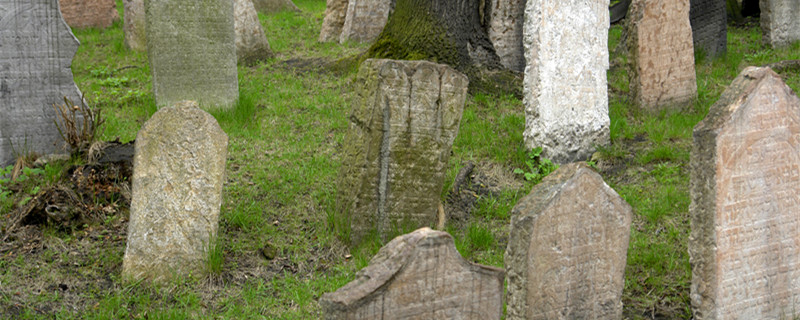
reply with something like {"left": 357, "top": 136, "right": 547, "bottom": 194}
{"left": 523, "top": 0, "right": 610, "bottom": 164}
{"left": 628, "top": 0, "right": 697, "bottom": 110}
{"left": 489, "top": 0, "right": 525, "bottom": 72}
{"left": 123, "top": 101, "right": 228, "bottom": 282}
{"left": 319, "top": 0, "right": 348, "bottom": 42}
{"left": 321, "top": 228, "right": 504, "bottom": 319}
{"left": 337, "top": 59, "right": 467, "bottom": 245}
{"left": 505, "top": 163, "right": 632, "bottom": 320}
{"left": 252, "top": 0, "right": 299, "bottom": 13}
{"left": 339, "top": 0, "right": 393, "bottom": 43}
{"left": 235, "top": 0, "right": 272, "bottom": 65}
{"left": 146, "top": 0, "right": 239, "bottom": 108}
{"left": 760, "top": 0, "right": 800, "bottom": 47}
{"left": 690, "top": 67, "right": 800, "bottom": 319}
{"left": 59, "top": 0, "right": 119, "bottom": 29}
{"left": 689, "top": 0, "right": 727, "bottom": 57}
{"left": 123, "top": 0, "right": 145, "bottom": 51}
{"left": 0, "top": 1, "right": 82, "bottom": 166}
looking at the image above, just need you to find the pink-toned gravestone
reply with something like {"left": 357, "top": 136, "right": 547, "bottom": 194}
{"left": 690, "top": 67, "right": 800, "bottom": 319}
{"left": 59, "top": 0, "right": 120, "bottom": 29}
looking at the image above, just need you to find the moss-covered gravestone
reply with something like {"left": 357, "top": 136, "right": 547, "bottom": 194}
{"left": 123, "top": 101, "right": 228, "bottom": 282}
{"left": 336, "top": 59, "right": 467, "bottom": 245}
{"left": 235, "top": 0, "right": 272, "bottom": 65}
{"left": 760, "top": 0, "right": 800, "bottom": 47}
{"left": 146, "top": 0, "right": 239, "bottom": 109}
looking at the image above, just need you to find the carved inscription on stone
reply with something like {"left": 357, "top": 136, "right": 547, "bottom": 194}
{"left": 690, "top": 67, "right": 800, "bottom": 319}
{"left": 146, "top": 0, "right": 239, "bottom": 108}
{"left": 339, "top": 0, "right": 392, "bottom": 43}
{"left": 321, "top": 228, "right": 504, "bottom": 319}
{"left": 760, "top": 0, "right": 800, "bottom": 47}
{"left": 0, "top": 1, "right": 83, "bottom": 166}
{"left": 689, "top": 0, "right": 727, "bottom": 57}
{"left": 59, "top": 0, "right": 119, "bottom": 29}
{"left": 506, "top": 163, "right": 632, "bottom": 320}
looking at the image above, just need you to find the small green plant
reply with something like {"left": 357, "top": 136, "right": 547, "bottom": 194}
{"left": 53, "top": 95, "right": 106, "bottom": 156}
{"left": 97, "top": 76, "right": 129, "bottom": 88}
{"left": 206, "top": 237, "right": 224, "bottom": 276}
{"left": 514, "top": 147, "right": 559, "bottom": 183}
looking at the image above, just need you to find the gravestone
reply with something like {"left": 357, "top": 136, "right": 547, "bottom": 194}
{"left": 252, "top": 0, "right": 300, "bottom": 14}
{"left": 123, "top": 0, "right": 145, "bottom": 51}
{"left": 235, "top": 0, "right": 273, "bottom": 65}
{"left": 58, "top": 0, "right": 120, "bottom": 29}
{"left": 146, "top": 0, "right": 239, "bottom": 109}
{"left": 319, "top": 0, "right": 348, "bottom": 42}
{"left": 522, "top": 0, "right": 610, "bottom": 164}
{"left": 122, "top": 101, "right": 228, "bottom": 282}
{"left": 337, "top": 59, "right": 468, "bottom": 245}
{"left": 488, "top": 0, "right": 525, "bottom": 72}
{"left": 760, "top": 0, "right": 800, "bottom": 47}
{"left": 689, "top": 0, "right": 727, "bottom": 57}
{"left": 690, "top": 67, "right": 800, "bottom": 319}
{"left": 338, "top": 0, "right": 393, "bottom": 43}
{"left": 628, "top": 0, "right": 697, "bottom": 110}
{"left": 0, "top": 0, "right": 83, "bottom": 167}
{"left": 505, "top": 162, "right": 632, "bottom": 320}
{"left": 321, "top": 228, "right": 504, "bottom": 319}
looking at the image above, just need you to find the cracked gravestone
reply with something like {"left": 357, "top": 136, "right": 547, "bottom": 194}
{"left": 522, "top": 0, "right": 610, "bottom": 164}
{"left": 505, "top": 162, "right": 632, "bottom": 320}
{"left": 689, "top": 0, "right": 727, "bottom": 57}
{"left": 235, "top": 0, "right": 272, "bottom": 65}
{"left": 628, "top": 0, "right": 697, "bottom": 110}
{"left": 146, "top": 0, "right": 239, "bottom": 109}
{"left": 336, "top": 59, "right": 467, "bottom": 245}
{"left": 0, "top": 0, "right": 83, "bottom": 166}
{"left": 321, "top": 228, "right": 504, "bottom": 319}
{"left": 58, "top": 0, "right": 119, "bottom": 29}
{"left": 760, "top": 0, "right": 800, "bottom": 47}
{"left": 123, "top": 101, "right": 228, "bottom": 282}
{"left": 123, "top": 0, "right": 145, "bottom": 51}
{"left": 488, "top": 0, "right": 525, "bottom": 72}
{"left": 690, "top": 67, "right": 800, "bottom": 319}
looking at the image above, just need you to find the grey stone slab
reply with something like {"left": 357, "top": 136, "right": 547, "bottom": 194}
{"left": 123, "top": 0, "right": 145, "bottom": 51}
{"left": 488, "top": 0, "right": 525, "bottom": 72}
{"left": 689, "top": 0, "right": 727, "bottom": 57}
{"left": 235, "top": 0, "right": 272, "bottom": 65}
{"left": 760, "top": 0, "right": 800, "bottom": 47}
{"left": 339, "top": 0, "right": 392, "bottom": 43}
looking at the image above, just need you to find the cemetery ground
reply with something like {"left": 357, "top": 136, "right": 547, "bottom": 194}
{"left": 1, "top": 1, "right": 799, "bottom": 319}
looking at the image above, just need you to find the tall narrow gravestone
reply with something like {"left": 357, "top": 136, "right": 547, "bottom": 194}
{"left": 123, "top": 0, "right": 145, "bottom": 51}
{"left": 58, "top": 0, "right": 120, "bottom": 29}
{"left": 336, "top": 59, "right": 468, "bottom": 245}
{"left": 320, "top": 228, "right": 505, "bottom": 319}
{"left": 505, "top": 163, "right": 632, "bottom": 320}
{"left": 122, "top": 101, "right": 228, "bottom": 282}
{"left": 760, "top": 0, "right": 800, "bottom": 47}
{"left": 628, "top": 0, "right": 697, "bottom": 110}
{"left": 689, "top": 0, "right": 727, "bottom": 57}
{"left": 146, "top": 0, "right": 239, "bottom": 109}
{"left": 488, "top": 0, "right": 525, "bottom": 72}
{"left": 523, "top": 0, "right": 610, "bottom": 164}
{"left": 235, "top": 0, "right": 273, "bottom": 65}
{"left": 0, "top": 0, "right": 83, "bottom": 166}
{"left": 690, "top": 67, "right": 800, "bottom": 319}
{"left": 338, "top": 0, "right": 393, "bottom": 43}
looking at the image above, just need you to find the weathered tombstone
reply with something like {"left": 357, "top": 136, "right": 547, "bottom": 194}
{"left": 336, "top": 59, "right": 467, "bottom": 245}
{"left": 122, "top": 101, "right": 228, "bottom": 282}
{"left": 689, "top": 0, "right": 727, "bottom": 57}
{"left": 488, "top": 0, "right": 525, "bottom": 72}
{"left": 690, "top": 67, "right": 800, "bottom": 319}
{"left": 338, "top": 0, "right": 393, "bottom": 43}
{"left": 146, "top": 0, "right": 239, "bottom": 109}
{"left": 627, "top": 0, "right": 698, "bottom": 110}
{"left": 0, "top": 0, "right": 83, "bottom": 166}
{"left": 252, "top": 0, "right": 300, "bottom": 14}
{"left": 760, "top": 0, "right": 800, "bottom": 47}
{"left": 319, "top": 0, "right": 348, "bottom": 42}
{"left": 58, "top": 0, "right": 120, "bottom": 29}
{"left": 321, "top": 228, "right": 504, "bottom": 319}
{"left": 123, "top": 0, "right": 145, "bottom": 51}
{"left": 522, "top": 0, "right": 610, "bottom": 164}
{"left": 505, "top": 162, "right": 632, "bottom": 320}
{"left": 235, "top": 0, "right": 273, "bottom": 65}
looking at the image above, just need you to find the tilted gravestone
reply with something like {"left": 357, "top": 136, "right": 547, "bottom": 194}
{"left": 690, "top": 67, "right": 800, "bottom": 319}
{"left": 760, "top": 0, "right": 800, "bottom": 47}
{"left": 338, "top": 0, "right": 392, "bottom": 43}
{"left": 58, "top": 0, "right": 120, "bottom": 29}
{"left": 252, "top": 0, "right": 300, "bottom": 14}
{"left": 235, "top": 0, "right": 273, "bottom": 65}
{"left": 321, "top": 228, "right": 504, "bottom": 319}
{"left": 319, "top": 0, "right": 348, "bottom": 42}
{"left": 523, "top": 0, "right": 610, "bottom": 164}
{"left": 488, "top": 0, "right": 525, "bottom": 72}
{"left": 0, "top": 0, "right": 83, "bottom": 167}
{"left": 123, "top": 101, "right": 228, "bottom": 282}
{"left": 505, "top": 162, "right": 632, "bottom": 320}
{"left": 123, "top": 0, "right": 145, "bottom": 51}
{"left": 627, "top": 0, "right": 697, "bottom": 110}
{"left": 689, "top": 0, "right": 727, "bottom": 57}
{"left": 146, "top": 0, "right": 239, "bottom": 109}
{"left": 337, "top": 59, "right": 467, "bottom": 245}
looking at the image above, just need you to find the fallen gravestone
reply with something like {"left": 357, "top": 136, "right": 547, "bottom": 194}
{"left": 146, "top": 0, "right": 239, "bottom": 108}
{"left": 58, "top": 0, "right": 120, "bottom": 29}
{"left": 690, "top": 67, "right": 800, "bottom": 319}
{"left": 523, "top": 0, "right": 610, "bottom": 164}
{"left": 628, "top": 0, "right": 697, "bottom": 110}
{"left": 337, "top": 59, "right": 468, "bottom": 245}
{"left": 760, "top": 0, "right": 800, "bottom": 47}
{"left": 123, "top": 0, "right": 145, "bottom": 51}
{"left": 235, "top": 0, "right": 273, "bottom": 65}
{"left": 689, "top": 0, "right": 727, "bottom": 57}
{"left": 123, "top": 101, "right": 228, "bottom": 282}
{"left": 252, "top": 0, "right": 300, "bottom": 14}
{"left": 338, "top": 0, "right": 393, "bottom": 43}
{"left": 488, "top": 0, "right": 525, "bottom": 72}
{"left": 505, "top": 162, "right": 632, "bottom": 320}
{"left": 0, "top": 0, "right": 83, "bottom": 166}
{"left": 321, "top": 228, "right": 504, "bottom": 319}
